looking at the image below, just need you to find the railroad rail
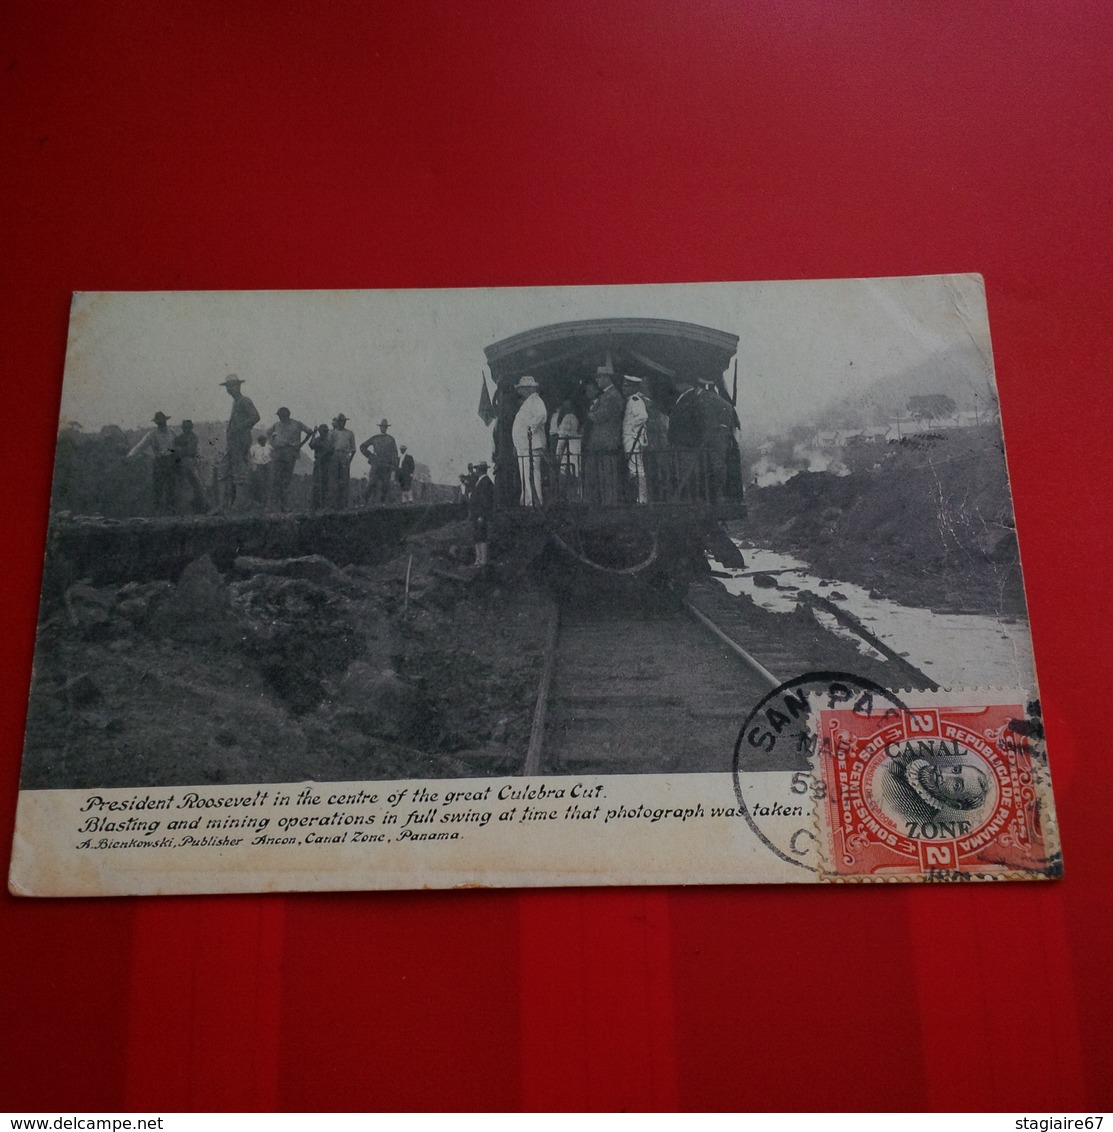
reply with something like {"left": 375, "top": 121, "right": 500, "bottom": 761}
{"left": 522, "top": 589, "right": 781, "bottom": 777}
{"left": 521, "top": 574, "right": 938, "bottom": 777}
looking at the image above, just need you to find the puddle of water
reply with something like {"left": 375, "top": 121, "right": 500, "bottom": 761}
{"left": 710, "top": 544, "right": 1035, "bottom": 690}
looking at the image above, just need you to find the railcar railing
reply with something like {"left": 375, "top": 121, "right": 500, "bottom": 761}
{"left": 510, "top": 447, "right": 739, "bottom": 508}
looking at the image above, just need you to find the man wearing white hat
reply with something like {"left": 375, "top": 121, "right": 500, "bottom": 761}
{"left": 512, "top": 375, "right": 547, "bottom": 506}
{"left": 219, "top": 374, "right": 259, "bottom": 511}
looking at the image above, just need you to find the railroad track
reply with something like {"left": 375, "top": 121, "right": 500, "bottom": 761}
{"left": 524, "top": 595, "right": 778, "bottom": 777}
{"left": 523, "top": 575, "right": 938, "bottom": 777}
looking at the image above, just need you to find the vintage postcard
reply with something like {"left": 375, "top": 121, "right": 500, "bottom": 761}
{"left": 9, "top": 277, "right": 1060, "bottom": 895}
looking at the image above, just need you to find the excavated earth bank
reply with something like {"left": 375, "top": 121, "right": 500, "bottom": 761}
{"left": 22, "top": 521, "right": 550, "bottom": 789}
{"left": 24, "top": 438, "right": 1018, "bottom": 793}
{"left": 736, "top": 426, "right": 1027, "bottom": 616}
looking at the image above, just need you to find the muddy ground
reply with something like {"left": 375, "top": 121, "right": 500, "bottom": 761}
{"left": 21, "top": 521, "right": 551, "bottom": 789}
{"left": 736, "top": 426, "right": 1027, "bottom": 616}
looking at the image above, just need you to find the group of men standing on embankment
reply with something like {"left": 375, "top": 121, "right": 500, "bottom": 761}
{"left": 126, "top": 374, "right": 418, "bottom": 515}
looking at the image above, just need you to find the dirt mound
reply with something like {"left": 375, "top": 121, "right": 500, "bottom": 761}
{"left": 22, "top": 530, "right": 548, "bottom": 789}
{"left": 742, "top": 426, "right": 1026, "bottom": 613}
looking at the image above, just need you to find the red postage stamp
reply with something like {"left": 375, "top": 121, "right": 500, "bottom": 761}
{"left": 814, "top": 697, "right": 1059, "bottom": 881}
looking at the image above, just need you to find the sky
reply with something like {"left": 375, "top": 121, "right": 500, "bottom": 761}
{"left": 59, "top": 275, "right": 997, "bottom": 481}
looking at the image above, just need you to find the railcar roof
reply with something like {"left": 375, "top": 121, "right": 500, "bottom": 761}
{"left": 484, "top": 318, "right": 739, "bottom": 383}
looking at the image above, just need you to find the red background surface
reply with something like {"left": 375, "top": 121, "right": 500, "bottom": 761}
{"left": 2, "top": 0, "right": 1110, "bottom": 1112}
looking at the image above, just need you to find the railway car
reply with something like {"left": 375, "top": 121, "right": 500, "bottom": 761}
{"left": 482, "top": 317, "right": 747, "bottom": 578}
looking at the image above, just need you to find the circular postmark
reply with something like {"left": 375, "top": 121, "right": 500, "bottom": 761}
{"left": 731, "top": 671, "right": 908, "bottom": 873}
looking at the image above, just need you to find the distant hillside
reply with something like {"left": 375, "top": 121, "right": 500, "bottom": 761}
{"left": 814, "top": 346, "right": 999, "bottom": 430}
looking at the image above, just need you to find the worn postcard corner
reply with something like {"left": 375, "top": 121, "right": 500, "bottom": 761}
{"left": 11, "top": 276, "right": 1060, "bottom": 895}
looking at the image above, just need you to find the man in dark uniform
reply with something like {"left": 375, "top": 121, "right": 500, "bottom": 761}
{"left": 469, "top": 461, "right": 495, "bottom": 567}
{"left": 458, "top": 462, "right": 478, "bottom": 513}
{"left": 696, "top": 379, "right": 737, "bottom": 502}
{"left": 667, "top": 378, "right": 704, "bottom": 500}
{"left": 584, "top": 367, "right": 625, "bottom": 505}
{"left": 397, "top": 445, "right": 416, "bottom": 503}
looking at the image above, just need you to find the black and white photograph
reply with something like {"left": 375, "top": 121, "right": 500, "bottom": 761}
{"left": 9, "top": 276, "right": 1057, "bottom": 895}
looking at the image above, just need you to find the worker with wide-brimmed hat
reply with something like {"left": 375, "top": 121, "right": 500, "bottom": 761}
{"left": 218, "top": 374, "right": 259, "bottom": 511}
{"left": 359, "top": 417, "right": 398, "bottom": 506}
{"left": 328, "top": 413, "right": 357, "bottom": 508}
{"left": 126, "top": 411, "right": 178, "bottom": 514}
{"left": 512, "top": 375, "right": 547, "bottom": 506}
